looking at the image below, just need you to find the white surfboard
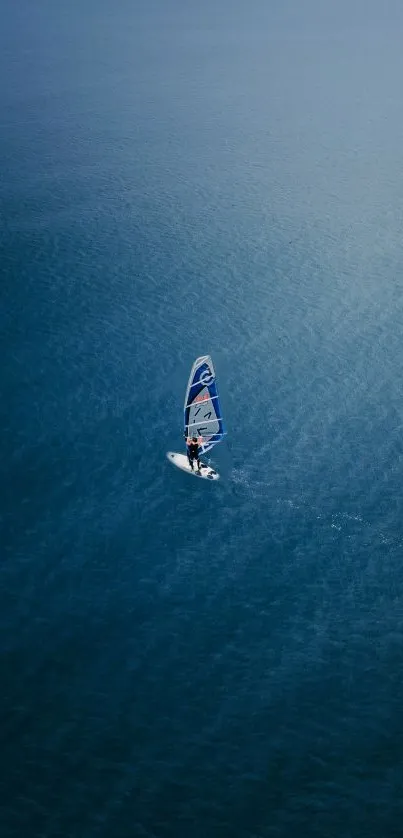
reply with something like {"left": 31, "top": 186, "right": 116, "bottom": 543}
{"left": 167, "top": 452, "right": 220, "bottom": 481}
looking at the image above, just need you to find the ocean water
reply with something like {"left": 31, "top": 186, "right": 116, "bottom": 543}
{"left": 2, "top": 1, "right": 403, "bottom": 836}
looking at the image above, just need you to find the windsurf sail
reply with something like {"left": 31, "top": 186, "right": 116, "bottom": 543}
{"left": 184, "top": 355, "right": 226, "bottom": 455}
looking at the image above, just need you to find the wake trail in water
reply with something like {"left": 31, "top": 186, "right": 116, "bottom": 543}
{"left": 228, "top": 465, "right": 402, "bottom": 550}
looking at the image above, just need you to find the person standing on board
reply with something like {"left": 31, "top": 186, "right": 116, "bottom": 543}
{"left": 186, "top": 435, "right": 203, "bottom": 472}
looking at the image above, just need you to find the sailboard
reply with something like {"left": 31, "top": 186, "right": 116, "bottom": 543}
{"left": 167, "top": 355, "right": 226, "bottom": 481}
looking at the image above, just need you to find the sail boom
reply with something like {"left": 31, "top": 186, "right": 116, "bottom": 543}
{"left": 186, "top": 417, "right": 225, "bottom": 428}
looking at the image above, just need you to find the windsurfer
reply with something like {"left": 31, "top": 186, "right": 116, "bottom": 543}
{"left": 186, "top": 435, "right": 202, "bottom": 471}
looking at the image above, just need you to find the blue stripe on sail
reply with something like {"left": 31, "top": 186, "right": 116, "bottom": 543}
{"left": 184, "top": 358, "right": 225, "bottom": 453}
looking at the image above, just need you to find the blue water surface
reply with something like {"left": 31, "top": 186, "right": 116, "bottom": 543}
{"left": 2, "top": 1, "right": 403, "bottom": 836}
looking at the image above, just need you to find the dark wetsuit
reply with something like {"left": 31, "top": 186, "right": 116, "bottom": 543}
{"left": 187, "top": 441, "right": 200, "bottom": 469}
